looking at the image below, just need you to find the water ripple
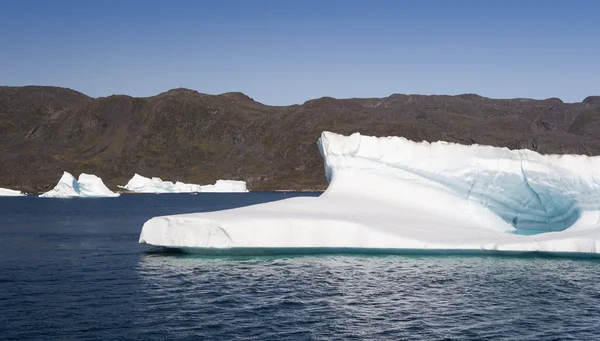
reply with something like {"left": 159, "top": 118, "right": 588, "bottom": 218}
{"left": 125, "top": 254, "right": 600, "bottom": 340}
{"left": 2, "top": 193, "right": 600, "bottom": 340}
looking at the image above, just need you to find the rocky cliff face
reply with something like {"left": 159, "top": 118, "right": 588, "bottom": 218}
{"left": 1, "top": 86, "right": 599, "bottom": 192}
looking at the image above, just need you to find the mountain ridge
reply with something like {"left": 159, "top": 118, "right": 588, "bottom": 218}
{"left": 1, "top": 86, "right": 599, "bottom": 193}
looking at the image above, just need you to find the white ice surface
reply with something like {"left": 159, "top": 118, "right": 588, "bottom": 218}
{"left": 78, "top": 173, "right": 120, "bottom": 197}
{"left": 139, "top": 132, "right": 600, "bottom": 254}
{"left": 118, "top": 174, "right": 195, "bottom": 193}
{"left": 200, "top": 180, "right": 248, "bottom": 193}
{"left": 40, "top": 172, "right": 120, "bottom": 198}
{"left": 119, "top": 174, "right": 247, "bottom": 193}
{"left": 0, "top": 187, "right": 25, "bottom": 196}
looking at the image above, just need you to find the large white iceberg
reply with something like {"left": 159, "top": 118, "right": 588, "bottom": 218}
{"left": 40, "top": 172, "right": 120, "bottom": 198}
{"left": 139, "top": 132, "right": 600, "bottom": 254}
{"left": 0, "top": 187, "right": 25, "bottom": 196}
{"left": 119, "top": 174, "right": 247, "bottom": 193}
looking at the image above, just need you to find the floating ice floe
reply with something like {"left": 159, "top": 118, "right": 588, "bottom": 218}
{"left": 119, "top": 174, "right": 247, "bottom": 193}
{"left": 0, "top": 188, "right": 25, "bottom": 196}
{"left": 140, "top": 131, "right": 600, "bottom": 255}
{"left": 40, "top": 172, "right": 120, "bottom": 198}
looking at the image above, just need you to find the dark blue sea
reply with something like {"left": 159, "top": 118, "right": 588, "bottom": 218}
{"left": 1, "top": 193, "right": 600, "bottom": 340}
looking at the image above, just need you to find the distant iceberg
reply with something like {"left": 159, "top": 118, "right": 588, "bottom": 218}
{"left": 119, "top": 174, "right": 247, "bottom": 193}
{"left": 118, "top": 174, "right": 195, "bottom": 193}
{"left": 0, "top": 187, "right": 25, "bottom": 196}
{"left": 40, "top": 172, "right": 120, "bottom": 198}
{"left": 200, "top": 180, "right": 248, "bottom": 193}
{"left": 140, "top": 131, "right": 600, "bottom": 255}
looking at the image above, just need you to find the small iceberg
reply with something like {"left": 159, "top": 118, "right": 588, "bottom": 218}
{"left": 119, "top": 174, "right": 247, "bottom": 193}
{"left": 200, "top": 180, "right": 248, "bottom": 193}
{"left": 0, "top": 187, "right": 25, "bottom": 196}
{"left": 40, "top": 172, "right": 120, "bottom": 198}
{"left": 118, "top": 174, "right": 200, "bottom": 193}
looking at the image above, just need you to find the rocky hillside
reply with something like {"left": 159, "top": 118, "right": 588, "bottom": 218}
{"left": 1, "top": 86, "right": 599, "bottom": 192}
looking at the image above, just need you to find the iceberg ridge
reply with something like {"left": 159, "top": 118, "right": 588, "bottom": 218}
{"left": 139, "top": 132, "right": 600, "bottom": 254}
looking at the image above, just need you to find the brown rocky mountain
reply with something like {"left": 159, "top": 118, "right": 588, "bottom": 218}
{"left": 1, "top": 86, "right": 599, "bottom": 193}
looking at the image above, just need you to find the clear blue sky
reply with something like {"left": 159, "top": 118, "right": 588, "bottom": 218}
{"left": 1, "top": 0, "right": 598, "bottom": 104}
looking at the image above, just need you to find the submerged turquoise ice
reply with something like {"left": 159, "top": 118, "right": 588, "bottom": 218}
{"left": 140, "top": 132, "right": 600, "bottom": 254}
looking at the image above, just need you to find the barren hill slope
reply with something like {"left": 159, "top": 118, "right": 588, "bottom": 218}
{"left": 1, "top": 86, "right": 599, "bottom": 192}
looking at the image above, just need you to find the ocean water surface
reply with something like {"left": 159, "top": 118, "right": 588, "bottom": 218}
{"left": 1, "top": 193, "right": 600, "bottom": 340}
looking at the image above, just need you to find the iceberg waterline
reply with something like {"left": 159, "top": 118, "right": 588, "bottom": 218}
{"left": 40, "top": 172, "right": 120, "bottom": 198}
{"left": 140, "top": 131, "right": 600, "bottom": 254}
{"left": 119, "top": 174, "right": 247, "bottom": 193}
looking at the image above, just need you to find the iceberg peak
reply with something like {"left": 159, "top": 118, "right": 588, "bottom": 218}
{"left": 40, "top": 172, "right": 119, "bottom": 198}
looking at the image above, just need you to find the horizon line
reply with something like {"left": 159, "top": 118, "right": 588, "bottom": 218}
{"left": 1, "top": 83, "right": 597, "bottom": 106}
